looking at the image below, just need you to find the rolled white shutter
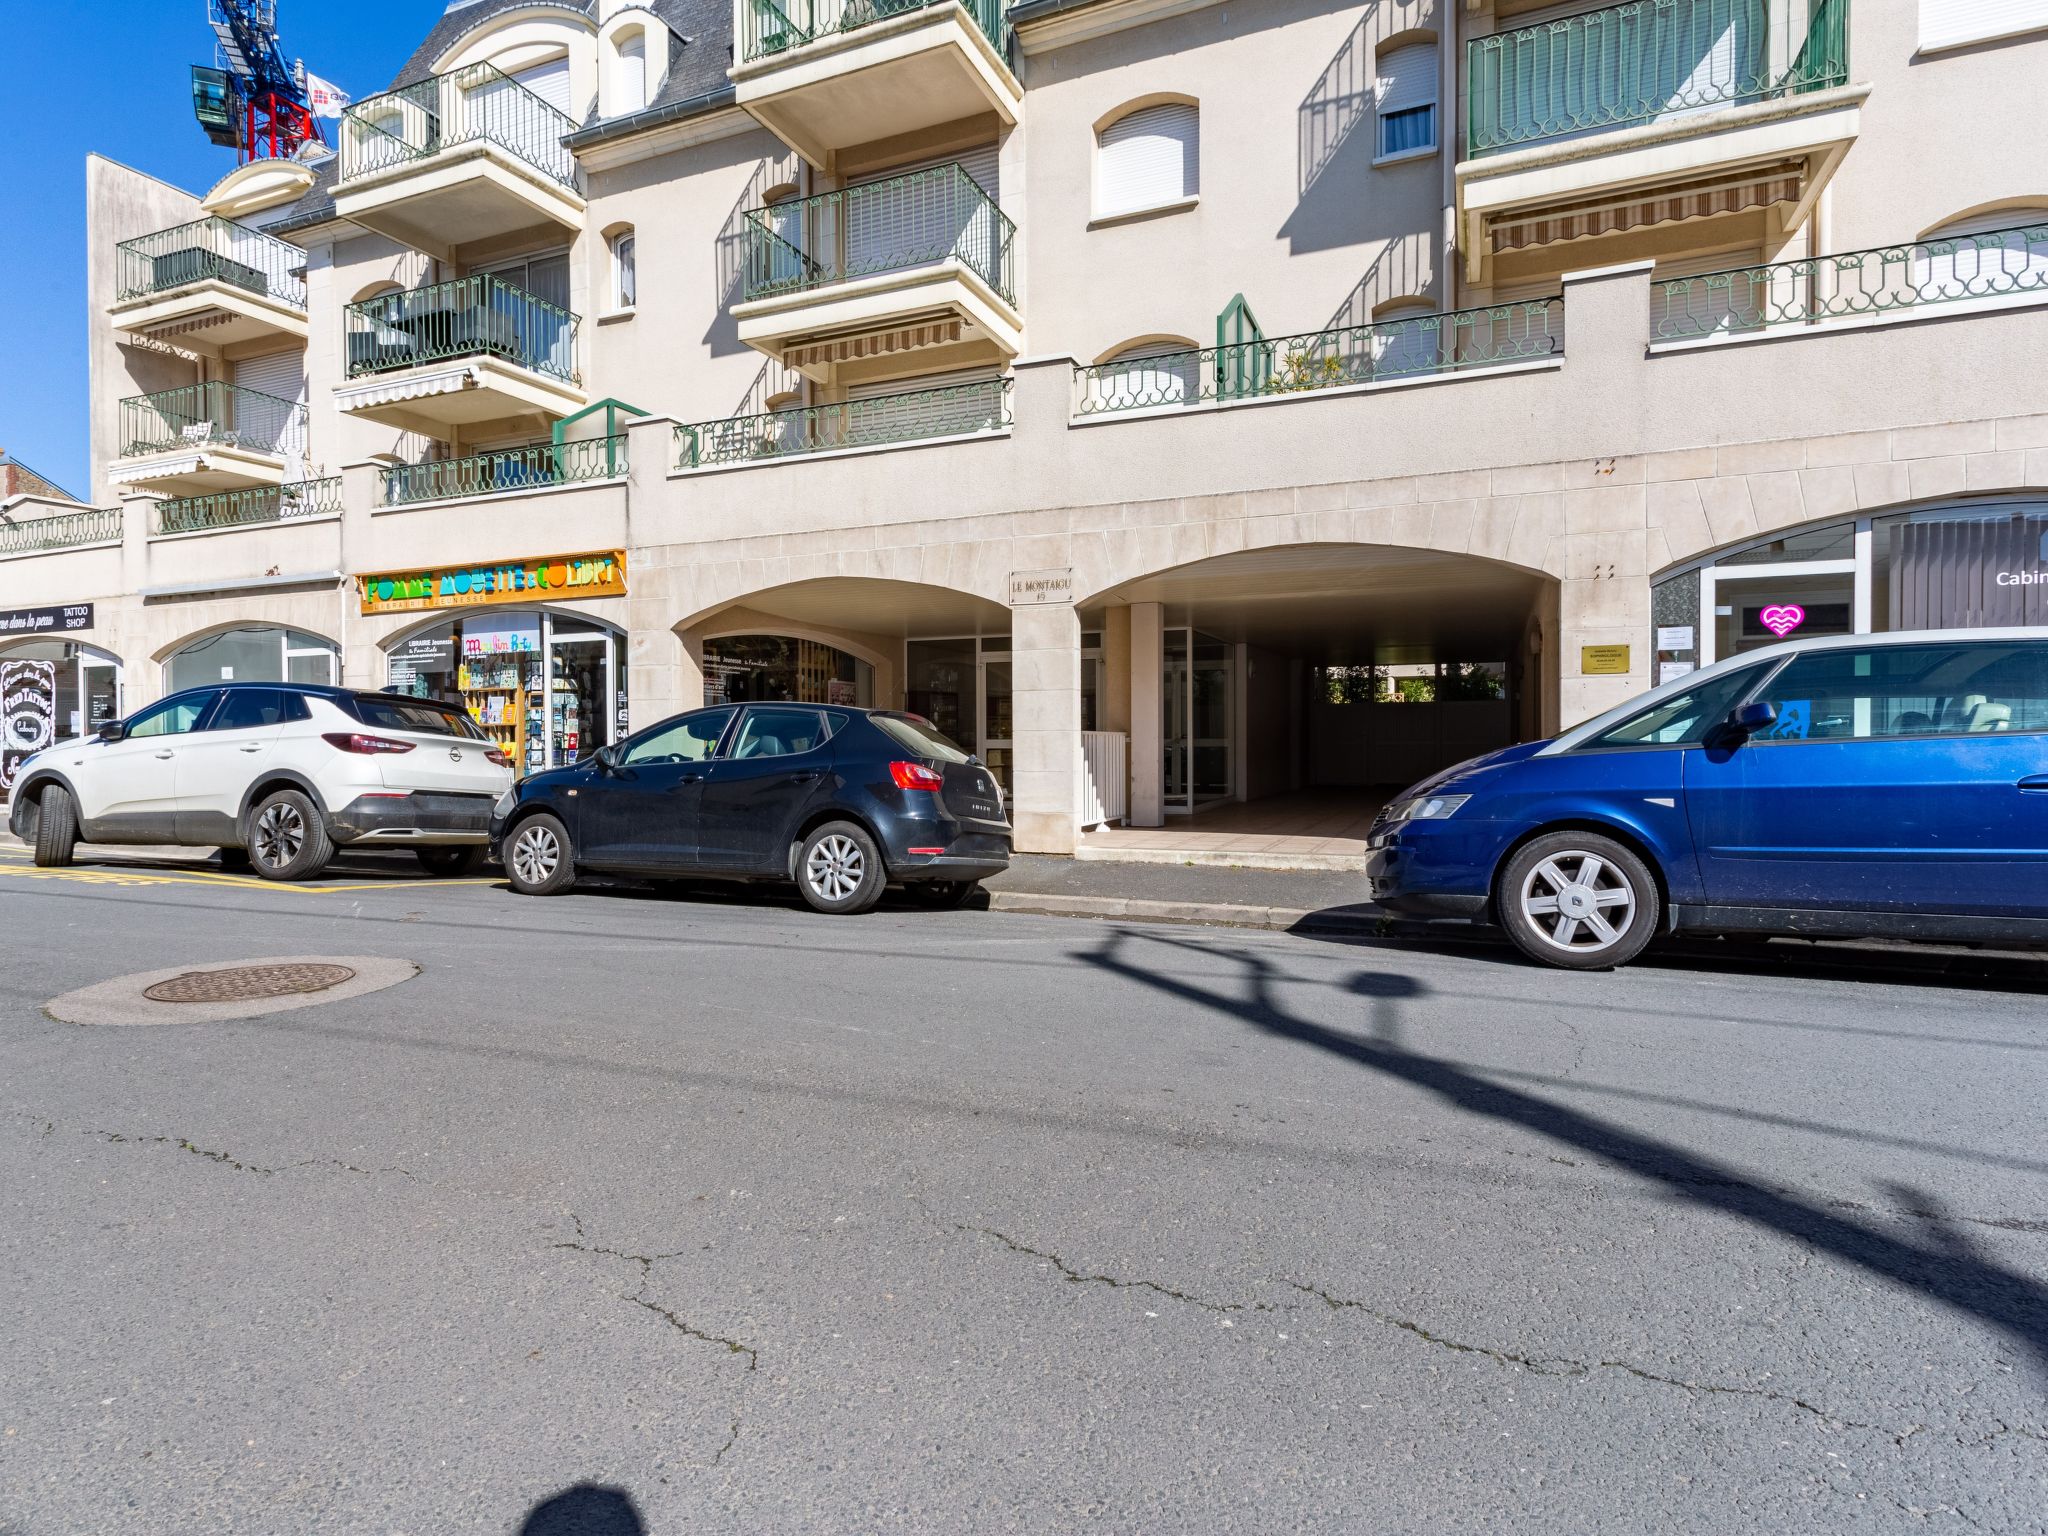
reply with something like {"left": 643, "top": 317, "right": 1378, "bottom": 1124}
{"left": 614, "top": 34, "right": 647, "bottom": 115}
{"left": 845, "top": 367, "right": 1004, "bottom": 442}
{"left": 1914, "top": 206, "right": 2048, "bottom": 296}
{"left": 1650, "top": 247, "right": 1765, "bottom": 334}
{"left": 1094, "top": 343, "right": 1199, "bottom": 410}
{"left": 1376, "top": 43, "right": 1435, "bottom": 116}
{"left": 514, "top": 57, "right": 573, "bottom": 118}
{"left": 845, "top": 146, "right": 1001, "bottom": 277}
{"left": 1097, "top": 102, "right": 1198, "bottom": 217}
{"left": 231, "top": 350, "right": 307, "bottom": 478}
{"left": 1920, "top": 0, "right": 2048, "bottom": 50}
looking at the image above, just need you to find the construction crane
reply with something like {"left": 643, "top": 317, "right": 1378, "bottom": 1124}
{"left": 189, "top": 0, "right": 325, "bottom": 164}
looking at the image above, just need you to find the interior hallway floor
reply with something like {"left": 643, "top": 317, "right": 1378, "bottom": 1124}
{"left": 1075, "top": 787, "right": 1393, "bottom": 870}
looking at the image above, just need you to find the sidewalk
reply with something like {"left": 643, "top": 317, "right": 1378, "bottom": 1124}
{"left": 984, "top": 854, "right": 1387, "bottom": 936}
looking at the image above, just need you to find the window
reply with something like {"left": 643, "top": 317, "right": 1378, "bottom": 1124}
{"left": 1912, "top": 208, "right": 2048, "bottom": 300}
{"left": 1754, "top": 642, "right": 2048, "bottom": 742}
{"left": 874, "top": 714, "right": 974, "bottom": 764}
{"left": 730, "top": 707, "right": 827, "bottom": 759}
{"left": 1096, "top": 101, "right": 1198, "bottom": 219}
{"left": 611, "top": 229, "right": 637, "bottom": 310}
{"left": 166, "top": 626, "right": 338, "bottom": 692}
{"left": 1920, "top": 0, "right": 2048, "bottom": 52}
{"left": 347, "top": 695, "right": 486, "bottom": 741}
{"left": 1089, "top": 341, "right": 1200, "bottom": 411}
{"left": 206, "top": 689, "right": 290, "bottom": 731}
{"left": 1375, "top": 42, "right": 1438, "bottom": 159}
{"left": 126, "top": 693, "right": 216, "bottom": 739}
{"left": 1580, "top": 666, "right": 1765, "bottom": 750}
{"left": 623, "top": 708, "right": 734, "bottom": 766}
{"left": 612, "top": 28, "right": 648, "bottom": 115}
{"left": 1370, "top": 300, "right": 1440, "bottom": 378}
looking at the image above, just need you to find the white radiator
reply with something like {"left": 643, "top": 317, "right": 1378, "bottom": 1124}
{"left": 1079, "top": 730, "right": 1128, "bottom": 828}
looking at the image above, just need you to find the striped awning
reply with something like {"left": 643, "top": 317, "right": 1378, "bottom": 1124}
{"left": 1491, "top": 170, "right": 1803, "bottom": 254}
{"left": 786, "top": 318, "right": 964, "bottom": 371}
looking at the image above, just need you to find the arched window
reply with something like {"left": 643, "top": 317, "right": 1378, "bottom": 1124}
{"left": 1088, "top": 339, "right": 1201, "bottom": 412}
{"left": 1913, "top": 206, "right": 2048, "bottom": 301}
{"left": 1096, "top": 101, "right": 1199, "bottom": 220}
{"left": 166, "top": 627, "right": 337, "bottom": 693}
{"left": 1370, "top": 299, "right": 1440, "bottom": 378}
{"left": 1375, "top": 40, "right": 1438, "bottom": 160}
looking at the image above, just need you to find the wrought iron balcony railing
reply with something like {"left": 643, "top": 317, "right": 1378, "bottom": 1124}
{"left": 742, "top": 162, "right": 1015, "bottom": 305}
{"left": 1650, "top": 222, "right": 2048, "bottom": 340}
{"left": 343, "top": 275, "right": 580, "bottom": 385}
{"left": 340, "top": 62, "right": 579, "bottom": 189}
{"left": 741, "top": 0, "right": 1010, "bottom": 64}
{"left": 117, "top": 382, "right": 307, "bottom": 460}
{"left": 0, "top": 507, "right": 123, "bottom": 556}
{"left": 674, "top": 376, "right": 1011, "bottom": 467}
{"left": 155, "top": 477, "right": 342, "bottom": 535}
{"left": 115, "top": 216, "right": 307, "bottom": 308}
{"left": 1072, "top": 300, "right": 1565, "bottom": 416}
{"left": 382, "top": 435, "right": 629, "bottom": 506}
{"left": 1466, "top": 0, "right": 1851, "bottom": 157}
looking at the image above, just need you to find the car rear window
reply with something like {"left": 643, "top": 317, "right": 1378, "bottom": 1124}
{"left": 346, "top": 693, "right": 488, "bottom": 741}
{"left": 873, "top": 714, "right": 974, "bottom": 763}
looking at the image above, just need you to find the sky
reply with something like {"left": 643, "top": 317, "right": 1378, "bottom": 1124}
{"left": 0, "top": 0, "right": 447, "bottom": 500}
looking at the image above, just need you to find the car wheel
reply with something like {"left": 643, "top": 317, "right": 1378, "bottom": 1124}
{"left": 505, "top": 814, "right": 575, "bottom": 896}
{"left": 1498, "top": 832, "right": 1658, "bottom": 971}
{"left": 905, "top": 879, "right": 980, "bottom": 910}
{"left": 31, "top": 786, "right": 77, "bottom": 868}
{"left": 246, "top": 789, "right": 334, "bottom": 882}
{"left": 416, "top": 845, "right": 487, "bottom": 878}
{"left": 797, "top": 821, "right": 885, "bottom": 915}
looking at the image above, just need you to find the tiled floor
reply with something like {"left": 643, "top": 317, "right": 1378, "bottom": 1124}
{"left": 1077, "top": 788, "right": 1393, "bottom": 868}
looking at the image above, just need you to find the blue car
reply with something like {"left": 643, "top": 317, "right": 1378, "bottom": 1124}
{"left": 1366, "top": 629, "right": 2048, "bottom": 969}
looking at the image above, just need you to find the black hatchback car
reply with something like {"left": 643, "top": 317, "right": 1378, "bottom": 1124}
{"left": 488, "top": 703, "right": 1011, "bottom": 913}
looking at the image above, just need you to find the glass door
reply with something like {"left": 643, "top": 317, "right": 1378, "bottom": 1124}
{"left": 1191, "top": 635, "right": 1234, "bottom": 805}
{"left": 1163, "top": 627, "right": 1191, "bottom": 812}
{"left": 978, "top": 644, "right": 1013, "bottom": 794}
{"left": 545, "top": 617, "right": 616, "bottom": 769}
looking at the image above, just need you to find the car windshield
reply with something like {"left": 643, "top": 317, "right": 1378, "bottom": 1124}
{"left": 873, "top": 714, "right": 974, "bottom": 764}
{"left": 1579, "top": 665, "right": 1763, "bottom": 750}
{"left": 349, "top": 694, "right": 488, "bottom": 741}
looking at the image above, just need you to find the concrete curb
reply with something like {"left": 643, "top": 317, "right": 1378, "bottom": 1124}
{"left": 988, "top": 890, "right": 1387, "bottom": 935}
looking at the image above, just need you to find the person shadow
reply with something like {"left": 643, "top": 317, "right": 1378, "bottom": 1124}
{"left": 518, "top": 1483, "right": 647, "bottom": 1536}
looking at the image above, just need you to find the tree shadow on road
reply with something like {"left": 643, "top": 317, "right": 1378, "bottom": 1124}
{"left": 518, "top": 1482, "right": 647, "bottom": 1535}
{"left": 1082, "top": 926, "right": 2048, "bottom": 1376}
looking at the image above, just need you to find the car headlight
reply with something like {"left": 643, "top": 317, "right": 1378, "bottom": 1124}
{"left": 493, "top": 788, "right": 518, "bottom": 819}
{"left": 1387, "top": 793, "right": 1470, "bottom": 823}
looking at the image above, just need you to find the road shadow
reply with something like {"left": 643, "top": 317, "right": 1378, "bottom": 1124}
{"left": 1083, "top": 926, "right": 2048, "bottom": 1375}
{"left": 495, "top": 874, "right": 993, "bottom": 916}
{"left": 518, "top": 1482, "right": 646, "bottom": 1535}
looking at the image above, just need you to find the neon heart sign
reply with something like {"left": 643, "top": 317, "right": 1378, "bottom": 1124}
{"left": 1758, "top": 603, "right": 1806, "bottom": 638}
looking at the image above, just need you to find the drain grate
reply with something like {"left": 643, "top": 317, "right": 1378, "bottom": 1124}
{"left": 142, "top": 962, "right": 359, "bottom": 1005}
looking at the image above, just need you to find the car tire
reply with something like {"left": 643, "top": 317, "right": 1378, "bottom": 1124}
{"left": 416, "top": 845, "right": 487, "bottom": 878}
{"left": 1497, "top": 831, "right": 1659, "bottom": 971}
{"left": 31, "top": 786, "right": 77, "bottom": 868}
{"left": 246, "top": 789, "right": 334, "bottom": 882}
{"left": 215, "top": 845, "right": 251, "bottom": 871}
{"left": 905, "top": 879, "right": 981, "bottom": 910}
{"left": 505, "top": 814, "right": 575, "bottom": 896}
{"left": 797, "top": 821, "right": 885, "bottom": 915}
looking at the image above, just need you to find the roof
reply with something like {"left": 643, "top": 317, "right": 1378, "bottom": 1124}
{"left": 0, "top": 453, "right": 83, "bottom": 505}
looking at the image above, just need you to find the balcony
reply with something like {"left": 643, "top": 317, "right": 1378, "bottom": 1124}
{"left": 109, "top": 383, "right": 306, "bottom": 496}
{"left": 154, "top": 477, "right": 342, "bottom": 535}
{"left": 382, "top": 435, "right": 629, "bottom": 506}
{"left": 675, "top": 375, "right": 1010, "bottom": 466}
{"left": 1456, "top": 0, "right": 1862, "bottom": 283}
{"left": 0, "top": 506, "right": 123, "bottom": 558}
{"left": 335, "top": 275, "right": 585, "bottom": 434}
{"left": 732, "top": 0, "right": 1021, "bottom": 170}
{"left": 333, "top": 63, "right": 583, "bottom": 252}
{"left": 108, "top": 217, "right": 307, "bottom": 352}
{"left": 732, "top": 162, "right": 1019, "bottom": 382}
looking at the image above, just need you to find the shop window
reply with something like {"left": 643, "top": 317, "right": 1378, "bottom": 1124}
{"left": 703, "top": 636, "right": 873, "bottom": 708}
{"left": 166, "top": 626, "right": 335, "bottom": 693}
{"left": 1375, "top": 40, "right": 1438, "bottom": 161}
{"left": 1095, "top": 100, "right": 1198, "bottom": 220}
{"left": 0, "top": 642, "right": 121, "bottom": 797}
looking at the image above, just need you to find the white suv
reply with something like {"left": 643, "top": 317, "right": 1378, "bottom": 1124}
{"left": 7, "top": 682, "right": 513, "bottom": 881}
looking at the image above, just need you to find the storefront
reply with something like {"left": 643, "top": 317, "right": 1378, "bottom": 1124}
{"left": 1651, "top": 497, "right": 2048, "bottom": 680}
{"left": 703, "top": 635, "right": 875, "bottom": 709}
{"left": 361, "top": 551, "right": 628, "bottom": 777}
{"left": 1, "top": 604, "right": 121, "bottom": 798}
{"left": 165, "top": 625, "right": 338, "bottom": 692}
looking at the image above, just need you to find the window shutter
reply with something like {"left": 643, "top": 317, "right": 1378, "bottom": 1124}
{"left": 1649, "top": 247, "right": 1765, "bottom": 335}
{"left": 845, "top": 147, "right": 1001, "bottom": 280}
{"left": 1914, "top": 207, "right": 2048, "bottom": 296}
{"left": 1097, "top": 102, "right": 1198, "bottom": 218}
{"left": 231, "top": 350, "right": 308, "bottom": 479}
{"left": 1921, "top": 0, "right": 2048, "bottom": 50}
{"left": 513, "top": 57, "right": 573, "bottom": 118}
{"left": 845, "top": 367, "right": 1005, "bottom": 443}
{"left": 1376, "top": 43, "right": 1436, "bottom": 116}
{"left": 615, "top": 34, "right": 647, "bottom": 115}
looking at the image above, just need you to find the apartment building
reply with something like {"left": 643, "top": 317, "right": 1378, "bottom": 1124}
{"left": 4, "top": 0, "right": 2046, "bottom": 850}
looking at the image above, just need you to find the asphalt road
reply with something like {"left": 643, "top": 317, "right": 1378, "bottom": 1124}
{"left": 1, "top": 848, "right": 2044, "bottom": 1535}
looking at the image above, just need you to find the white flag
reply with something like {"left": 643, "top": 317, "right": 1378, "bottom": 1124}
{"left": 305, "top": 73, "right": 351, "bottom": 118}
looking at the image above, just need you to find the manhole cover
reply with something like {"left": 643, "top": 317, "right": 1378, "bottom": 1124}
{"left": 143, "top": 962, "right": 359, "bottom": 1004}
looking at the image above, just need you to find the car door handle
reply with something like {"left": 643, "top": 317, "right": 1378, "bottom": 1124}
{"left": 2020, "top": 775, "right": 2048, "bottom": 792}
{"left": 154, "top": 750, "right": 175, "bottom": 760}
{"left": 675, "top": 772, "right": 706, "bottom": 786}
{"left": 787, "top": 771, "right": 820, "bottom": 784}
{"left": 238, "top": 743, "right": 265, "bottom": 753}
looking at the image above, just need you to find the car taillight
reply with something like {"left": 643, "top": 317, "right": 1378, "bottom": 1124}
{"left": 321, "top": 732, "right": 416, "bottom": 755}
{"left": 485, "top": 748, "right": 511, "bottom": 768}
{"left": 890, "top": 760, "right": 945, "bottom": 792}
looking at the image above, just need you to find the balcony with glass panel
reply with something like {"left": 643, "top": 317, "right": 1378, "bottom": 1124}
{"left": 732, "top": 161, "right": 1020, "bottom": 384}
{"left": 731, "top": 0, "right": 1021, "bottom": 169}
{"left": 334, "top": 274, "right": 585, "bottom": 433}
{"left": 333, "top": 63, "right": 584, "bottom": 250}
{"left": 108, "top": 383, "right": 307, "bottom": 496}
{"left": 107, "top": 217, "right": 308, "bottom": 352}
{"left": 1456, "top": 0, "right": 1863, "bottom": 284}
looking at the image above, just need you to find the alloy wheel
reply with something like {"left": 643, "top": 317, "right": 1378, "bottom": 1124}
{"left": 513, "top": 824, "right": 560, "bottom": 886}
{"left": 1519, "top": 851, "right": 1636, "bottom": 954}
{"left": 253, "top": 803, "right": 305, "bottom": 870}
{"left": 805, "top": 834, "right": 865, "bottom": 903}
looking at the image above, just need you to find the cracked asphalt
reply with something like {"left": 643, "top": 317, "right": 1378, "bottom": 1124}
{"left": 1, "top": 858, "right": 2044, "bottom": 1533}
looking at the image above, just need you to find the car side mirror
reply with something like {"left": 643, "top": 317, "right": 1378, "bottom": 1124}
{"left": 594, "top": 743, "right": 622, "bottom": 773}
{"left": 96, "top": 721, "right": 127, "bottom": 744}
{"left": 1726, "top": 700, "right": 1778, "bottom": 739}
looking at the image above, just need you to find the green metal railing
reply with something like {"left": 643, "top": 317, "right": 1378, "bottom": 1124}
{"left": 117, "top": 382, "right": 307, "bottom": 460}
{"left": 1467, "top": 0, "right": 1851, "bottom": 156}
{"left": 740, "top": 0, "right": 1010, "bottom": 64}
{"left": 0, "top": 507, "right": 123, "bottom": 556}
{"left": 343, "top": 275, "right": 580, "bottom": 384}
{"left": 743, "top": 162, "right": 1015, "bottom": 304}
{"left": 1072, "top": 300, "right": 1565, "bottom": 415}
{"left": 1650, "top": 222, "right": 2048, "bottom": 340}
{"left": 154, "top": 477, "right": 342, "bottom": 535}
{"left": 675, "top": 377, "right": 1011, "bottom": 467}
{"left": 340, "top": 62, "right": 579, "bottom": 189}
{"left": 383, "top": 435, "right": 629, "bottom": 506}
{"left": 115, "top": 216, "right": 306, "bottom": 307}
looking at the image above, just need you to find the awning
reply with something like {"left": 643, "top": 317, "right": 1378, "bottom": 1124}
{"left": 786, "top": 318, "right": 965, "bottom": 371}
{"left": 109, "top": 455, "right": 208, "bottom": 485}
{"left": 1491, "top": 169, "right": 1803, "bottom": 254}
{"left": 335, "top": 364, "right": 483, "bottom": 411}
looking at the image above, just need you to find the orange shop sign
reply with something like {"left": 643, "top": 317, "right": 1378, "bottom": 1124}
{"left": 357, "top": 551, "right": 627, "bottom": 615}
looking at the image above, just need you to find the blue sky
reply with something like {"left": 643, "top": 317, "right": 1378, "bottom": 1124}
{"left": 0, "top": 1, "right": 446, "bottom": 499}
